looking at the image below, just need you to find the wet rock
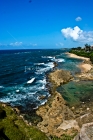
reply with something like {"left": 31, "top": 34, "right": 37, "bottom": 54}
{"left": 38, "top": 95, "right": 46, "bottom": 100}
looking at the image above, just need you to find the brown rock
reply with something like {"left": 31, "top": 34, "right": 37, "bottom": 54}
{"left": 36, "top": 91, "right": 78, "bottom": 137}
{"left": 49, "top": 69, "right": 73, "bottom": 86}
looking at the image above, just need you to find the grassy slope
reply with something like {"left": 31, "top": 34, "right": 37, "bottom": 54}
{"left": 0, "top": 104, "right": 48, "bottom": 140}
{"left": 0, "top": 104, "right": 76, "bottom": 140}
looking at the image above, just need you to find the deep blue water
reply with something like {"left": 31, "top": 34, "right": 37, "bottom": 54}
{"left": 0, "top": 49, "right": 82, "bottom": 111}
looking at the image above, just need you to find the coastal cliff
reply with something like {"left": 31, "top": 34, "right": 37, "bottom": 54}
{"left": 1, "top": 52, "right": 93, "bottom": 139}
{"left": 0, "top": 103, "right": 48, "bottom": 140}
{"left": 36, "top": 69, "right": 80, "bottom": 138}
{"left": 36, "top": 57, "right": 93, "bottom": 139}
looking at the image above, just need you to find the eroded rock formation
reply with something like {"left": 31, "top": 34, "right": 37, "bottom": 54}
{"left": 36, "top": 69, "right": 79, "bottom": 137}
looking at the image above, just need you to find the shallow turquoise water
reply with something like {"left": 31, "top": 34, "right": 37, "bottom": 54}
{"left": 57, "top": 80, "right": 93, "bottom": 106}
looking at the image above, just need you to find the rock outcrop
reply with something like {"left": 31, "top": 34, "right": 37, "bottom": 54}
{"left": 74, "top": 122, "right": 93, "bottom": 140}
{"left": 36, "top": 91, "right": 79, "bottom": 137}
{"left": 36, "top": 69, "right": 79, "bottom": 137}
{"left": 36, "top": 68, "right": 93, "bottom": 138}
{"left": 49, "top": 69, "right": 73, "bottom": 86}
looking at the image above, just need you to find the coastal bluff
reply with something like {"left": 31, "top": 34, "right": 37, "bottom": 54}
{"left": 49, "top": 69, "right": 73, "bottom": 86}
{"left": 36, "top": 69, "right": 80, "bottom": 137}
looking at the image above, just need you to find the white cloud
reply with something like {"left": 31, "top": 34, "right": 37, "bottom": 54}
{"left": 10, "top": 42, "right": 23, "bottom": 46}
{"left": 30, "top": 43, "right": 37, "bottom": 46}
{"left": 0, "top": 43, "right": 7, "bottom": 46}
{"left": 75, "top": 16, "right": 82, "bottom": 21}
{"left": 61, "top": 26, "right": 93, "bottom": 43}
{"left": 56, "top": 42, "right": 64, "bottom": 47}
{"left": 32, "top": 43, "right": 37, "bottom": 46}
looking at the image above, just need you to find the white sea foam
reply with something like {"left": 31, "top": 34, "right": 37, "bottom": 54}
{"left": 57, "top": 58, "right": 65, "bottom": 62}
{"left": 47, "top": 56, "right": 52, "bottom": 58}
{"left": 37, "top": 63, "right": 44, "bottom": 65}
{"left": 0, "top": 86, "right": 4, "bottom": 88}
{"left": 14, "top": 52, "right": 21, "bottom": 54}
{"left": 28, "top": 91, "right": 37, "bottom": 95}
{"left": 38, "top": 79, "right": 46, "bottom": 84}
{"left": 35, "top": 67, "right": 49, "bottom": 74}
{"left": 0, "top": 97, "right": 18, "bottom": 103}
{"left": 33, "top": 106, "right": 38, "bottom": 109}
{"left": 27, "top": 78, "right": 35, "bottom": 84}
{"left": 40, "top": 99, "right": 47, "bottom": 105}
{"left": 45, "top": 62, "right": 54, "bottom": 68}
{"left": 41, "top": 85, "right": 45, "bottom": 89}
{"left": 34, "top": 63, "right": 44, "bottom": 66}
{"left": 35, "top": 62, "right": 54, "bottom": 74}
{"left": 41, "top": 56, "right": 55, "bottom": 59}
{"left": 16, "top": 90, "right": 20, "bottom": 93}
{"left": 38, "top": 85, "right": 45, "bottom": 90}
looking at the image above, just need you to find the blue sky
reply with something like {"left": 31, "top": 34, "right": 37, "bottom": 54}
{"left": 0, "top": 0, "right": 93, "bottom": 49}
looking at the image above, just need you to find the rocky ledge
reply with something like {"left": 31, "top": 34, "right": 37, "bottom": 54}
{"left": 48, "top": 69, "right": 73, "bottom": 86}
{"left": 36, "top": 69, "right": 79, "bottom": 138}
{"left": 36, "top": 68, "right": 93, "bottom": 139}
{"left": 74, "top": 122, "right": 93, "bottom": 140}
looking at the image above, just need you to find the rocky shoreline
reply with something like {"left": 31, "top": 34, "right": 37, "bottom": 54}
{"left": 36, "top": 69, "right": 79, "bottom": 138}
{"left": 1, "top": 53, "right": 93, "bottom": 139}
{"left": 36, "top": 54, "right": 93, "bottom": 139}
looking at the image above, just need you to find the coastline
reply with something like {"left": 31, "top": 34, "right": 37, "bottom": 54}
{"left": 78, "top": 63, "right": 92, "bottom": 73}
{"left": 36, "top": 69, "right": 79, "bottom": 138}
{"left": 66, "top": 52, "right": 93, "bottom": 73}
{"left": 66, "top": 52, "right": 90, "bottom": 61}
{"left": 1, "top": 51, "right": 93, "bottom": 139}
{"left": 36, "top": 52, "right": 93, "bottom": 139}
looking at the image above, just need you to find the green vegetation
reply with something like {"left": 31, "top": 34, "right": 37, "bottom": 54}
{"left": 0, "top": 104, "right": 75, "bottom": 140}
{"left": 0, "top": 104, "right": 48, "bottom": 140}
{"left": 50, "top": 134, "right": 76, "bottom": 140}
{"left": 69, "top": 44, "right": 93, "bottom": 63}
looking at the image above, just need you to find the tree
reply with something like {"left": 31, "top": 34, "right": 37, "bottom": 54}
{"left": 85, "top": 44, "right": 91, "bottom": 51}
{"left": 77, "top": 46, "right": 81, "bottom": 50}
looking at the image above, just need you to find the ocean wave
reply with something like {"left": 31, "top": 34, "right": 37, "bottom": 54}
{"left": 38, "top": 78, "right": 46, "bottom": 84}
{"left": 44, "top": 62, "right": 54, "bottom": 68}
{"left": 14, "top": 52, "right": 31, "bottom": 54}
{"left": 40, "top": 99, "right": 47, "bottom": 105}
{"left": 27, "top": 78, "right": 35, "bottom": 84}
{"left": 28, "top": 91, "right": 37, "bottom": 95}
{"left": 0, "top": 97, "right": 18, "bottom": 103}
{"left": 33, "top": 106, "right": 38, "bottom": 109}
{"left": 56, "top": 58, "right": 65, "bottom": 62}
{"left": 35, "top": 67, "right": 50, "bottom": 74}
{"left": 35, "top": 62, "right": 54, "bottom": 74}
{"left": 38, "top": 85, "right": 46, "bottom": 90}
{"left": 34, "top": 63, "right": 45, "bottom": 65}
{"left": 41, "top": 56, "right": 55, "bottom": 59}
{"left": 16, "top": 90, "right": 20, "bottom": 93}
{"left": 47, "top": 56, "right": 53, "bottom": 59}
{"left": 0, "top": 86, "right": 4, "bottom": 88}
{"left": 14, "top": 52, "right": 21, "bottom": 54}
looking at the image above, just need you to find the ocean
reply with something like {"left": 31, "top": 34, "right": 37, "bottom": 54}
{"left": 0, "top": 49, "right": 82, "bottom": 112}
